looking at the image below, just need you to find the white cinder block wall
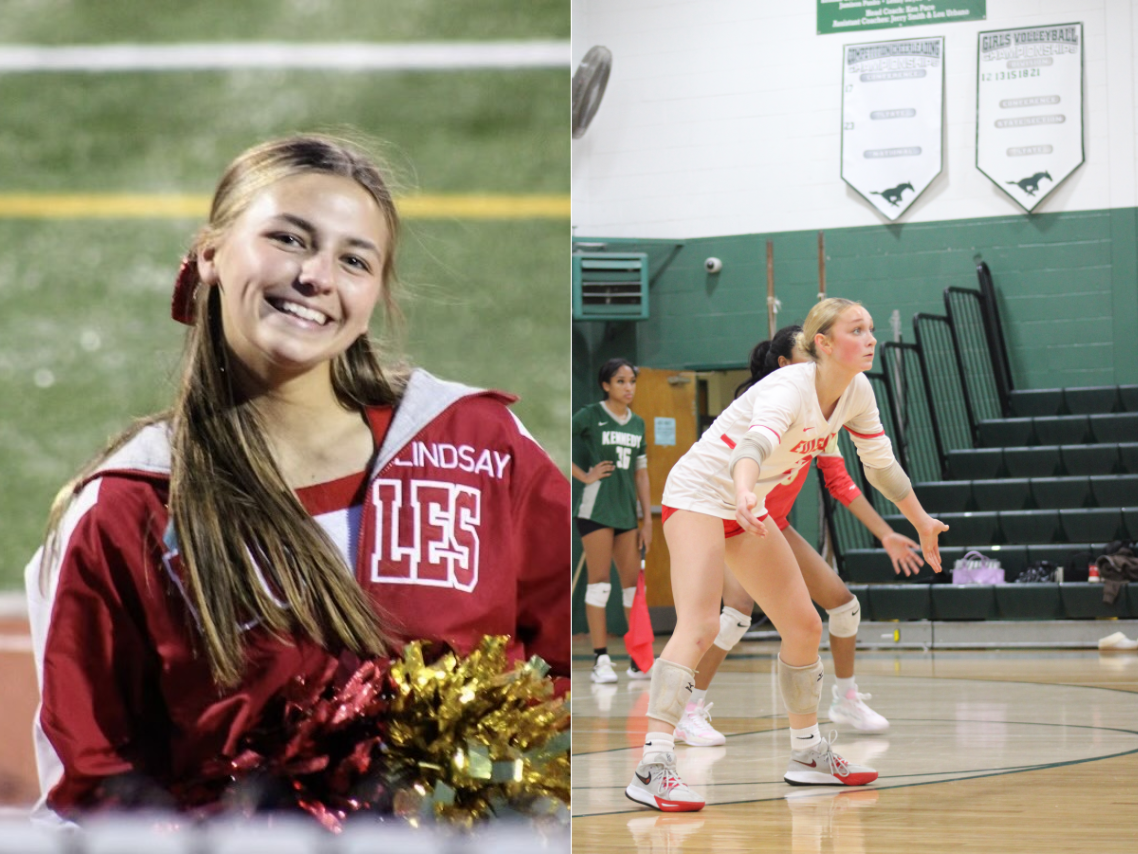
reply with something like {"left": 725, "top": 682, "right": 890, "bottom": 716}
{"left": 571, "top": 0, "right": 1137, "bottom": 239}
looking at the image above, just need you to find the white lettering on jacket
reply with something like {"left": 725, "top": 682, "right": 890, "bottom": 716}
{"left": 370, "top": 478, "right": 481, "bottom": 591}
{"left": 392, "top": 442, "right": 511, "bottom": 479}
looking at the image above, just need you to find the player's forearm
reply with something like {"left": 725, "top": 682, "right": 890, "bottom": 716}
{"left": 571, "top": 463, "right": 589, "bottom": 483}
{"left": 846, "top": 494, "right": 894, "bottom": 542}
{"left": 732, "top": 458, "right": 761, "bottom": 495}
{"left": 893, "top": 489, "right": 937, "bottom": 534}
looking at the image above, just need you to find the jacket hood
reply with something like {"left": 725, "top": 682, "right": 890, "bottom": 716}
{"left": 89, "top": 369, "right": 505, "bottom": 483}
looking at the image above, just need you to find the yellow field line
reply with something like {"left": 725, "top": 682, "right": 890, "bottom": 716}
{"left": 0, "top": 193, "right": 569, "bottom": 219}
{"left": 400, "top": 194, "right": 569, "bottom": 218}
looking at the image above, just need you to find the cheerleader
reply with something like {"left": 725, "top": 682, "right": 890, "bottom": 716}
{"left": 26, "top": 134, "right": 569, "bottom": 819}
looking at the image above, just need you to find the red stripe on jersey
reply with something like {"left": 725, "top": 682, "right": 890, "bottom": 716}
{"left": 721, "top": 433, "right": 737, "bottom": 449}
{"left": 843, "top": 425, "right": 885, "bottom": 440}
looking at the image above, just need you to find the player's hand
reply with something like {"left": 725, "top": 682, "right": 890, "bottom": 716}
{"left": 734, "top": 490, "right": 767, "bottom": 536}
{"left": 883, "top": 531, "right": 924, "bottom": 577}
{"left": 916, "top": 518, "right": 949, "bottom": 573}
{"left": 638, "top": 519, "right": 653, "bottom": 553}
{"left": 584, "top": 461, "right": 615, "bottom": 483}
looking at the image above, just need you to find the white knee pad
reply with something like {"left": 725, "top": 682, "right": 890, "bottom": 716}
{"left": 713, "top": 606, "right": 751, "bottom": 651}
{"left": 646, "top": 658, "right": 696, "bottom": 727}
{"left": 584, "top": 582, "right": 611, "bottom": 608}
{"left": 826, "top": 596, "right": 861, "bottom": 639}
{"left": 777, "top": 656, "right": 824, "bottom": 716}
{"left": 622, "top": 586, "right": 637, "bottom": 609}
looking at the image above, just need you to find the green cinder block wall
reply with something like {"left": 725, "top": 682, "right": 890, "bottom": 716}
{"left": 571, "top": 207, "right": 1138, "bottom": 635}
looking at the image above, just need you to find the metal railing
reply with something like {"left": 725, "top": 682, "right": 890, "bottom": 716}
{"left": 976, "top": 260, "right": 1015, "bottom": 406}
{"left": 945, "top": 286, "right": 1004, "bottom": 425}
{"left": 880, "top": 341, "right": 945, "bottom": 483}
{"left": 913, "top": 312, "right": 974, "bottom": 452}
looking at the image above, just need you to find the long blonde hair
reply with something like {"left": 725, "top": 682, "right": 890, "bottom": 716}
{"left": 793, "top": 297, "right": 862, "bottom": 360}
{"left": 44, "top": 135, "right": 407, "bottom": 686}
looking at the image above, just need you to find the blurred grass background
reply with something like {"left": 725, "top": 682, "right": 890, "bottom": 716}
{"left": 0, "top": 0, "right": 568, "bottom": 589}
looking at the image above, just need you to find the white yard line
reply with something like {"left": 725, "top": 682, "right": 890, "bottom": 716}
{"left": 0, "top": 42, "right": 569, "bottom": 72}
{"left": 0, "top": 592, "right": 27, "bottom": 620}
{"left": 0, "top": 635, "right": 32, "bottom": 653}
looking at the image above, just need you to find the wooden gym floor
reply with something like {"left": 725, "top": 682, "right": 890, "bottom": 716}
{"left": 572, "top": 635, "right": 1138, "bottom": 853}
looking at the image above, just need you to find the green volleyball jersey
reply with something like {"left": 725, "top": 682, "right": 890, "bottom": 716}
{"left": 571, "top": 401, "right": 647, "bottom": 529}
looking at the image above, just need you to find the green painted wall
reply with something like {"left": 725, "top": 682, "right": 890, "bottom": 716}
{"left": 624, "top": 208, "right": 1137, "bottom": 386}
{"left": 571, "top": 207, "right": 1138, "bottom": 634}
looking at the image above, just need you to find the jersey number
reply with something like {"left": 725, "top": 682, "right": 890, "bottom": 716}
{"left": 370, "top": 479, "right": 481, "bottom": 591}
{"left": 615, "top": 447, "right": 632, "bottom": 470}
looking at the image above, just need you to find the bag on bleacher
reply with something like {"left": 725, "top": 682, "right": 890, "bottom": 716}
{"left": 1063, "top": 550, "right": 1095, "bottom": 583}
{"left": 951, "top": 550, "right": 1005, "bottom": 584}
{"left": 1015, "top": 560, "right": 1057, "bottom": 583}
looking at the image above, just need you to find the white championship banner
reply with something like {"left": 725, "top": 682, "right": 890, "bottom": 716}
{"left": 976, "top": 23, "right": 1084, "bottom": 213}
{"left": 841, "top": 36, "right": 944, "bottom": 221}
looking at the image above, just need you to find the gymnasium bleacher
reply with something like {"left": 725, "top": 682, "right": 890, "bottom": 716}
{"left": 822, "top": 264, "right": 1138, "bottom": 636}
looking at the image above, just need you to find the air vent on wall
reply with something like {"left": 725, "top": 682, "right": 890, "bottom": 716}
{"left": 572, "top": 253, "right": 648, "bottom": 321}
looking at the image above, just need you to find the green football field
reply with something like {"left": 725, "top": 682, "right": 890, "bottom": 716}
{"left": 0, "top": 1, "right": 568, "bottom": 589}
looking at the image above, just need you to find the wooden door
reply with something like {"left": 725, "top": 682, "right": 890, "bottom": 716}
{"left": 634, "top": 367, "right": 698, "bottom": 607}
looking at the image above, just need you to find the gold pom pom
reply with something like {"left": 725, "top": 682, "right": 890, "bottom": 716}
{"left": 384, "top": 636, "right": 569, "bottom": 827}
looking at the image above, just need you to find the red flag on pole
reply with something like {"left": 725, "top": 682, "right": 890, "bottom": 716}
{"left": 624, "top": 551, "right": 655, "bottom": 673}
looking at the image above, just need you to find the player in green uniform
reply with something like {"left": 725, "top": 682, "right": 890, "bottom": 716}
{"left": 572, "top": 358, "right": 654, "bottom": 683}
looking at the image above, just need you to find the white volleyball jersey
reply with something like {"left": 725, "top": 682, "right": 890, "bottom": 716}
{"left": 662, "top": 362, "right": 897, "bottom": 520}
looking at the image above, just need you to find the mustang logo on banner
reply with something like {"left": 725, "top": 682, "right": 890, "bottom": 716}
{"left": 841, "top": 37, "right": 944, "bottom": 221}
{"left": 976, "top": 23, "right": 1084, "bottom": 213}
